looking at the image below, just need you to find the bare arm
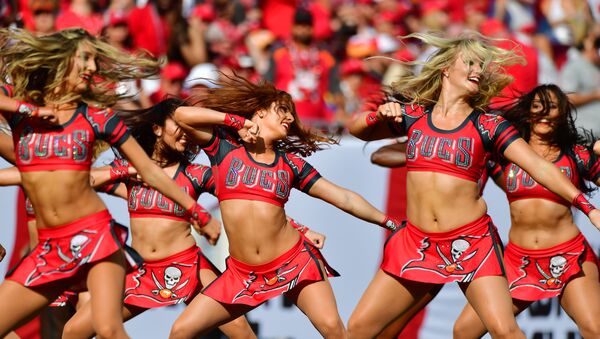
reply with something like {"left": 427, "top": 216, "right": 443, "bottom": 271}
{"left": 566, "top": 91, "right": 600, "bottom": 107}
{"left": 504, "top": 139, "right": 600, "bottom": 229}
{"left": 173, "top": 106, "right": 257, "bottom": 144}
{"left": 0, "top": 166, "right": 21, "bottom": 186}
{"left": 0, "top": 119, "right": 15, "bottom": 164}
{"left": 117, "top": 137, "right": 197, "bottom": 211}
{"left": 594, "top": 140, "right": 600, "bottom": 156}
{"left": 307, "top": 177, "right": 390, "bottom": 229}
{"left": 370, "top": 141, "right": 407, "bottom": 168}
{"left": 348, "top": 102, "right": 404, "bottom": 141}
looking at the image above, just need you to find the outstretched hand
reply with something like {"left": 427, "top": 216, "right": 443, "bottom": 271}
{"left": 198, "top": 217, "right": 222, "bottom": 245}
{"left": 305, "top": 229, "right": 326, "bottom": 249}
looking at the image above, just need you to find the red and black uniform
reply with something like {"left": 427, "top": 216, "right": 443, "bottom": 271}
{"left": 110, "top": 159, "right": 222, "bottom": 308}
{"left": 499, "top": 145, "right": 600, "bottom": 300}
{"left": 382, "top": 104, "right": 520, "bottom": 283}
{"left": 199, "top": 128, "right": 338, "bottom": 306}
{"left": 2, "top": 85, "right": 132, "bottom": 289}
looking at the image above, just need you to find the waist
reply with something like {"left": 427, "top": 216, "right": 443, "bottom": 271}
{"left": 37, "top": 210, "right": 112, "bottom": 238}
{"left": 229, "top": 237, "right": 305, "bottom": 274}
{"left": 17, "top": 163, "right": 91, "bottom": 172}
{"left": 406, "top": 214, "right": 493, "bottom": 239}
{"left": 142, "top": 245, "right": 199, "bottom": 267}
{"left": 407, "top": 164, "right": 481, "bottom": 183}
{"left": 130, "top": 212, "right": 187, "bottom": 222}
{"left": 506, "top": 232, "right": 586, "bottom": 256}
{"left": 218, "top": 193, "right": 285, "bottom": 207}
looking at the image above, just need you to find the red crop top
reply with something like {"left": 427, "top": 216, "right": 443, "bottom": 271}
{"left": 389, "top": 104, "right": 520, "bottom": 182}
{"left": 202, "top": 128, "right": 321, "bottom": 207}
{"left": 1, "top": 85, "right": 130, "bottom": 172}
{"left": 110, "top": 159, "right": 215, "bottom": 221}
{"left": 501, "top": 145, "right": 600, "bottom": 206}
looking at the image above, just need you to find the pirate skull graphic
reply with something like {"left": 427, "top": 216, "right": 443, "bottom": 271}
{"left": 549, "top": 255, "right": 567, "bottom": 278}
{"left": 451, "top": 239, "right": 471, "bottom": 261}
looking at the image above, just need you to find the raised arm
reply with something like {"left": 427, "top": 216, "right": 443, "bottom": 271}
{"left": 504, "top": 139, "right": 600, "bottom": 228}
{"left": 370, "top": 139, "right": 407, "bottom": 168}
{"left": 348, "top": 102, "right": 404, "bottom": 141}
{"left": 0, "top": 166, "right": 21, "bottom": 186}
{"left": 307, "top": 177, "right": 399, "bottom": 231}
{"left": 173, "top": 106, "right": 257, "bottom": 145}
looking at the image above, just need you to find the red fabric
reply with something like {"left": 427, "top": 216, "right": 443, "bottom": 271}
{"left": 203, "top": 128, "right": 321, "bottom": 207}
{"left": 503, "top": 145, "right": 600, "bottom": 206}
{"left": 6, "top": 210, "right": 122, "bottom": 287}
{"left": 203, "top": 238, "right": 338, "bottom": 306}
{"left": 308, "top": 2, "right": 332, "bottom": 40}
{"left": 396, "top": 105, "right": 520, "bottom": 183}
{"left": 272, "top": 45, "right": 335, "bottom": 121}
{"left": 124, "top": 246, "right": 219, "bottom": 308}
{"left": 381, "top": 214, "right": 504, "bottom": 283}
{"left": 10, "top": 105, "right": 130, "bottom": 172}
{"left": 55, "top": 9, "right": 103, "bottom": 35}
{"left": 490, "top": 39, "right": 539, "bottom": 108}
{"left": 128, "top": 5, "right": 165, "bottom": 57}
{"left": 11, "top": 189, "right": 41, "bottom": 339}
{"left": 506, "top": 233, "right": 599, "bottom": 301}
{"left": 260, "top": 0, "right": 296, "bottom": 40}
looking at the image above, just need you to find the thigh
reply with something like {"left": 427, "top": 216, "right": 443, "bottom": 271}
{"left": 198, "top": 268, "right": 219, "bottom": 288}
{"left": 377, "top": 284, "right": 442, "bottom": 339}
{"left": 0, "top": 280, "right": 56, "bottom": 336}
{"left": 288, "top": 278, "right": 342, "bottom": 323}
{"left": 460, "top": 276, "right": 518, "bottom": 331}
{"left": 560, "top": 262, "right": 600, "bottom": 326}
{"left": 350, "top": 269, "right": 441, "bottom": 335}
{"left": 173, "top": 293, "right": 254, "bottom": 337}
{"left": 86, "top": 251, "right": 126, "bottom": 326}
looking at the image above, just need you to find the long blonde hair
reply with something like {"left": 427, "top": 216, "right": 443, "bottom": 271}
{"left": 390, "top": 32, "right": 525, "bottom": 110}
{"left": 0, "top": 28, "right": 159, "bottom": 107}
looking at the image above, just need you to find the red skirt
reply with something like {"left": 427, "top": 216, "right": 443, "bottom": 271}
{"left": 381, "top": 214, "right": 505, "bottom": 283}
{"left": 124, "top": 245, "right": 219, "bottom": 308}
{"left": 506, "top": 233, "right": 599, "bottom": 301}
{"left": 6, "top": 210, "right": 126, "bottom": 288}
{"left": 202, "top": 238, "right": 339, "bottom": 306}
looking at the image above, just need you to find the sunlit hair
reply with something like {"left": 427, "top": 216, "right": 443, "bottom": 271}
{"left": 189, "top": 73, "right": 337, "bottom": 157}
{"left": 0, "top": 28, "right": 159, "bottom": 107}
{"left": 502, "top": 84, "right": 595, "bottom": 194}
{"left": 389, "top": 31, "right": 525, "bottom": 110}
{"left": 117, "top": 97, "right": 199, "bottom": 166}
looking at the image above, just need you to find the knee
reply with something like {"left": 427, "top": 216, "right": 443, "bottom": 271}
{"left": 577, "top": 319, "right": 600, "bottom": 338}
{"left": 485, "top": 322, "right": 523, "bottom": 339}
{"left": 62, "top": 319, "right": 88, "bottom": 339}
{"left": 347, "top": 316, "right": 374, "bottom": 339}
{"left": 169, "top": 319, "right": 194, "bottom": 339}
{"left": 315, "top": 316, "right": 345, "bottom": 339}
{"left": 453, "top": 316, "right": 479, "bottom": 339}
{"left": 94, "top": 322, "right": 125, "bottom": 339}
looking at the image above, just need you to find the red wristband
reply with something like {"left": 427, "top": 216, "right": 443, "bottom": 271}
{"left": 381, "top": 216, "right": 401, "bottom": 231}
{"left": 109, "top": 159, "right": 130, "bottom": 181}
{"left": 572, "top": 193, "right": 596, "bottom": 216}
{"left": 187, "top": 202, "right": 212, "bottom": 227}
{"left": 290, "top": 219, "right": 310, "bottom": 234}
{"left": 365, "top": 111, "right": 380, "bottom": 126}
{"left": 224, "top": 113, "right": 246, "bottom": 131}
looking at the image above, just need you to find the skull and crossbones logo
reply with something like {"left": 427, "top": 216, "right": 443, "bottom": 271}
{"left": 151, "top": 266, "right": 189, "bottom": 299}
{"left": 437, "top": 239, "right": 477, "bottom": 273}
{"left": 57, "top": 235, "right": 92, "bottom": 269}
{"left": 536, "top": 255, "right": 568, "bottom": 286}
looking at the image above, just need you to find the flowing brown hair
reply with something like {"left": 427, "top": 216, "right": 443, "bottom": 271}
{"left": 190, "top": 74, "right": 337, "bottom": 157}
{"left": 0, "top": 28, "right": 159, "bottom": 107}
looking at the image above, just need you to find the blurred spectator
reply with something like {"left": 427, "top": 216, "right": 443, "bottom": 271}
{"left": 184, "top": 62, "right": 219, "bottom": 96}
{"left": 269, "top": 8, "right": 338, "bottom": 127}
{"left": 128, "top": 0, "right": 166, "bottom": 57}
{"left": 481, "top": 18, "right": 539, "bottom": 108}
{"left": 560, "top": 26, "right": 600, "bottom": 134}
{"left": 56, "top": 0, "right": 103, "bottom": 35}
{"left": 102, "top": 11, "right": 132, "bottom": 51}
{"left": 150, "top": 62, "right": 189, "bottom": 104}
{"left": 338, "top": 58, "right": 381, "bottom": 119}
{"left": 30, "top": 0, "right": 58, "bottom": 35}
{"left": 159, "top": 0, "right": 207, "bottom": 67}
